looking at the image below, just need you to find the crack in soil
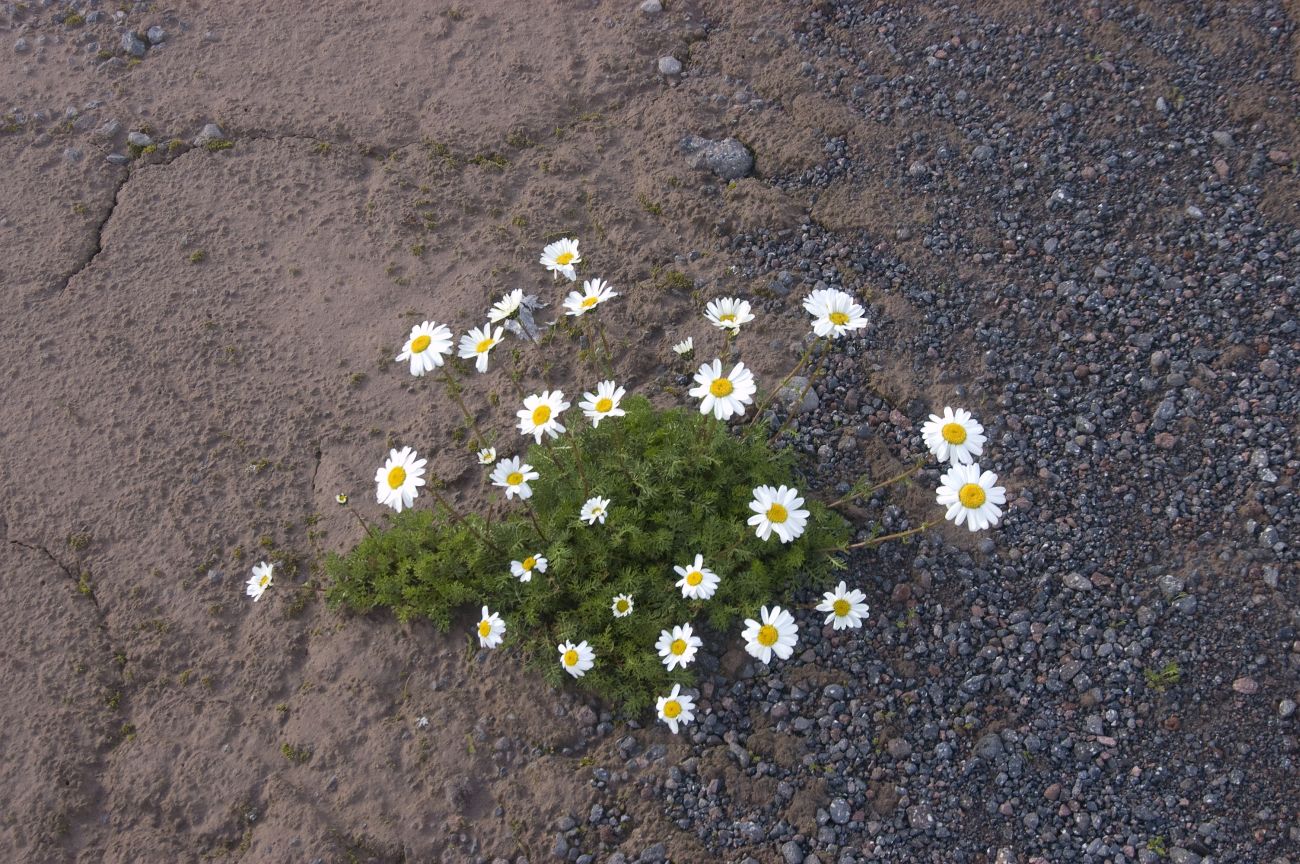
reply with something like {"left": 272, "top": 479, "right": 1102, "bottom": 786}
{"left": 55, "top": 169, "right": 131, "bottom": 295}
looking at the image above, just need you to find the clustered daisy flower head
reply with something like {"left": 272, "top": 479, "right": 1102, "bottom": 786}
{"left": 672, "top": 337, "right": 694, "bottom": 356}
{"left": 705, "top": 297, "right": 754, "bottom": 333}
{"left": 803, "top": 288, "right": 868, "bottom": 338}
{"left": 656, "top": 623, "right": 702, "bottom": 671}
{"left": 458, "top": 323, "right": 504, "bottom": 373}
{"left": 375, "top": 446, "right": 426, "bottom": 513}
{"left": 580, "top": 495, "right": 611, "bottom": 525}
{"left": 540, "top": 237, "right": 581, "bottom": 281}
{"left": 395, "top": 320, "right": 453, "bottom": 376}
{"left": 656, "top": 684, "right": 696, "bottom": 734}
{"left": 580, "top": 380, "right": 626, "bottom": 427}
{"left": 564, "top": 278, "right": 618, "bottom": 316}
{"left": 747, "top": 484, "right": 809, "bottom": 543}
{"left": 477, "top": 605, "right": 505, "bottom": 648}
{"left": 742, "top": 605, "right": 798, "bottom": 664}
{"left": 245, "top": 561, "right": 273, "bottom": 601}
{"left": 936, "top": 462, "right": 1006, "bottom": 531}
{"left": 816, "top": 581, "right": 869, "bottom": 630}
{"left": 558, "top": 639, "right": 595, "bottom": 677}
{"left": 510, "top": 553, "right": 547, "bottom": 582}
{"left": 476, "top": 447, "right": 497, "bottom": 465}
{"left": 489, "top": 289, "right": 524, "bottom": 323}
{"left": 673, "top": 554, "right": 719, "bottom": 601}
{"left": 921, "top": 406, "right": 986, "bottom": 466}
{"left": 517, "top": 390, "right": 570, "bottom": 443}
{"left": 611, "top": 593, "right": 634, "bottom": 618}
{"left": 689, "top": 358, "right": 756, "bottom": 420}
{"left": 490, "top": 456, "right": 538, "bottom": 500}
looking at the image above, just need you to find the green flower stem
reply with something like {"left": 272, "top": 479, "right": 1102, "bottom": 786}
{"left": 595, "top": 318, "right": 615, "bottom": 376}
{"left": 827, "top": 460, "right": 924, "bottom": 509}
{"left": 750, "top": 336, "right": 825, "bottom": 424}
{"left": 524, "top": 500, "right": 550, "bottom": 544}
{"left": 821, "top": 519, "right": 937, "bottom": 553}
{"left": 344, "top": 503, "right": 376, "bottom": 539}
{"left": 721, "top": 329, "right": 735, "bottom": 365}
{"left": 767, "top": 349, "right": 830, "bottom": 446}
{"left": 431, "top": 483, "right": 506, "bottom": 556}
{"left": 440, "top": 367, "right": 487, "bottom": 449}
{"left": 566, "top": 421, "right": 591, "bottom": 498}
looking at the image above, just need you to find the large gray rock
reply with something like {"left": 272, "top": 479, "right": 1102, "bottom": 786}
{"left": 680, "top": 135, "right": 754, "bottom": 180}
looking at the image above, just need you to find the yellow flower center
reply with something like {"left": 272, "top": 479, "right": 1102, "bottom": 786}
{"left": 686, "top": 571, "right": 703, "bottom": 586}
{"left": 522, "top": 556, "right": 536, "bottom": 571}
{"left": 959, "top": 483, "right": 986, "bottom": 509}
{"left": 475, "top": 337, "right": 495, "bottom": 354}
{"left": 478, "top": 620, "right": 492, "bottom": 637}
{"left": 506, "top": 471, "right": 523, "bottom": 486}
{"left": 832, "top": 598, "right": 850, "bottom": 617}
{"left": 387, "top": 466, "right": 407, "bottom": 489}
{"left": 616, "top": 599, "right": 630, "bottom": 613}
{"left": 581, "top": 295, "right": 599, "bottom": 308}
{"left": 757, "top": 624, "right": 779, "bottom": 646}
{"left": 670, "top": 638, "right": 688, "bottom": 655}
{"left": 595, "top": 397, "right": 613, "bottom": 413}
{"left": 532, "top": 405, "right": 551, "bottom": 425}
{"left": 663, "top": 700, "right": 682, "bottom": 718}
{"left": 829, "top": 311, "right": 850, "bottom": 326}
{"left": 709, "top": 378, "right": 734, "bottom": 397}
{"left": 941, "top": 422, "right": 967, "bottom": 445}
{"left": 259, "top": 575, "right": 270, "bottom": 588}
{"left": 556, "top": 251, "right": 574, "bottom": 265}
{"left": 409, "top": 334, "right": 432, "bottom": 353}
{"left": 767, "top": 503, "right": 788, "bottom": 524}
{"left": 563, "top": 649, "right": 578, "bottom": 666}
{"left": 720, "top": 313, "right": 736, "bottom": 322}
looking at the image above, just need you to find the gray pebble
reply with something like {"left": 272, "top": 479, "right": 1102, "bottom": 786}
{"left": 14, "top": 38, "right": 30, "bottom": 54}
{"left": 106, "top": 154, "right": 129, "bottom": 165}
{"left": 127, "top": 131, "right": 153, "bottom": 148}
{"left": 121, "top": 32, "right": 147, "bottom": 58}
{"left": 657, "top": 56, "right": 682, "bottom": 76}
{"left": 146, "top": 26, "right": 167, "bottom": 45}
{"left": 680, "top": 135, "right": 753, "bottom": 180}
{"left": 780, "top": 839, "right": 805, "bottom": 864}
{"left": 639, "top": 0, "right": 662, "bottom": 11}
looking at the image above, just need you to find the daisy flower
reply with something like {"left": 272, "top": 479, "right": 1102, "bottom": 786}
{"left": 541, "top": 237, "right": 582, "bottom": 281}
{"left": 672, "top": 337, "right": 694, "bottom": 356}
{"left": 936, "top": 462, "right": 1006, "bottom": 532}
{"left": 375, "top": 446, "right": 427, "bottom": 513}
{"left": 673, "top": 554, "right": 719, "bottom": 601}
{"left": 656, "top": 623, "right": 703, "bottom": 671}
{"left": 580, "top": 495, "right": 611, "bottom": 525}
{"left": 921, "top": 406, "right": 986, "bottom": 466}
{"left": 816, "top": 581, "right": 870, "bottom": 630}
{"left": 704, "top": 297, "right": 754, "bottom": 333}
{"left": 688, "top": 359, "right": 756, "bottom": 420}
{"left": 517, "top": 390, "right": 570, "bottom": 443}
{"left": 476, "top": 447, "right": 497, "bottom": 465}
{"left": 510, "top": 553, "right": 548, "bottom": 582}
{"left": 579, "top": 380, "right": 626, "bottom": 427}
{"left": 563, "top": 278, "right": 618, "bottom": 316}
{"left": 656, "top": 684, "right": 696, "bottom": 734}
{"left": 802, "top": 288, "right": 868, "bottom": 338}
{"left": 245, "top": 561, "right": 273, "bottom": 601}
{"left": 611, "top": 593, "right": 634, "bottom": 618}
{"left": 489, "top": 288, "right": 524, "bottom": 322}
{"left": 395, "top": 320, "right": 453, "bottom": 376}
{"left": 334, "top": 493, "right": 349, "bottom": 505}
{"left": 747, "top": 484, "right": 810, "bottom": 543}
{"left": 558, "top": 640, "right": 595, "bottom": 678}
{"left": 742, "top": 605, "right": 798, "bottom": 664}
{"left": 458, "top": 323, "right": 504, "bottom": 373}
{"left": 490, "top": 456, "right": 538, "bottom": 500}
{"left": 477, "top": 605, "right": 505, "bottom": 648}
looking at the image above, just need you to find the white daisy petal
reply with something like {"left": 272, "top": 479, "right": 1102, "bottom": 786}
{"left": 394, "top": 321, "right": 454, "bottom": 377}
{"left": 746, "top": 484, "right": 810, "bottom": 543}
{"left": 688, "top": 358, "right": 757, "bottom": 421}
{"left": 375, "top": 446, "right": 428, "bottom": 513}
{"left": 741, "top": 605, "right": 799, "bottom": 664}
{"left": 935, "top": 462, "right": 1006, "bottom": 532}
{"left": 490, "top": 456, "right": 539, "bottom": 500}
{"left": 516, "top": 390, "right": 570, "bottom": 443}
{"left": 656, "top": 684, "right": 696, "bottom": 735}
{"left": 245, "top": 561, "right": 274, "bottom": 601}
{"left": 541, "top": 238, "right": 582, "bottom": 281}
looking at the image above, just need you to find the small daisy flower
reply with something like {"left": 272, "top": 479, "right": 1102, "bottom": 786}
{"left": 334, "top": 493, "right": 349, "bottom": 505}
{"left": 490, "top": 456, "right": 538, "bottom": 500}
{"left": 476, "top": 447, "right": 497, "bottom": 465}
{"left": 395, "top": 320, "right": 453, "bottom": 377}
{"left": 245, "top": 561, "right": 273, "bottom": 601}
{"left": 477, "top": 605, "right": 506, "bottom": 648}
{"left": 742, "top": 605, "right": 799, "bottom": 664}
{"left": 415, "top": 716, "right": 430, "bottom": 729}
{"left": 558, "top": 640, "right": 595, "bottom": 678}
{"left": 802, "top": 288, "right": 868, "bottom": 338}
{"left": 921, "top": 406, "right": 986, "bottom": 466}
{"left": 611, "top": 593, "right": 635, "bottom": 618}
{"left": 672, "top": 337, "right": 694, "bottom": 356}
{"left": 458, "top": 323, "right": 504, "bottom": 373}
{"left": 579, "top": 380, "right": 626, "bottom": 427}
{"left": 936, "top": 462, "right": 1006, "bottom": 532}
{"left": 673, "top": 554, "right": 720, "bottom": 601}
{"left": 656, "top": 684, "right": 697, "bottom": 735}
{"left": 816, "top": 581, "right": 870, "bottom": 630}
{"left": 517, "top": 390, "right": 570, "bottom": 443}
{"left": 688, "top": 358, "right": 756, "bottom": 421}
{"left": 656, "top": 623, "right": 702, "bottom": 671}
{"left": 704, "top": 297, "right": 754, "bottom": 333}
{"left": 510, "top": 554, "right": 548, "bottom": 582}
{"left": 541, "top": 238, "right": 582, "bottom": 281}
{"left": 489, "top": 288, "right": 524, "bottom": 322}
{"left": 580, "top": 495, "right": 611, "bottom": 525}
{"left": 747, "top": 484, "right": 810, "bottom": 543}
{"left": 563, "top": 278, "right": 618, "bottom": 316}
{"left": 375, "top": 446, "right": 427, "bottom": 513}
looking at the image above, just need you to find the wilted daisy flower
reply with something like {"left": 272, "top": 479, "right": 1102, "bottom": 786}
{"left": 816, "top": 581, "right": 870, "bottom": 630}
{"left": 458, "top": 323, "right": 504, "bottom": 373}
{"left": 558, "top": 640, "right": 595, "bottom": 678}
{"left": 921, "top": 406, "right": 986, "bottom": 466}
{"left": 672, "top": 337, "right": 694, "bottom": 356}
{"left": 747, "top": 484, "right": 810, "bottom": 543}
{"left": 673, "top": 554, "right": 719, "bottom": 601}
{"left": 579, "top": 380, "right": 626, "bottom": 427}
{"left": 742, "top": 605, "right": 798, "bottom": 664}
{"left": 476, "top": 447, "right": 497, "bottom": 465}
{"left": 334, "top": 493, "right": 349, "bottom": 505}
{"left": 656, "top": 684, "right": 696, "bottom": 734}
{"left": 517, "top": 390, "right": 570, "bottom": 443}
{"left": 688, "top": 359, "right": 756, "bottom": 420}
{"left": 245, "top": 561, "right": 273, "bottom": 601}
{"left": 704, "top": 297, "right": 754, "bottom": 333}
{"left": 656, "top": 623, "right": 702, "bottom": 671}
{"left": 563, "top": 278, "right": 618, "bottom": 316}
{"left": 611, "top": 593, "right": 634, "bottom": 618}
{"left": 541, "top": 237, "right": 581, "bottom": 281}
{"left": 477, "top": 605, "right": 505, "bottom": 648}
{"left": 489, "top": 288, "right": 524, "bottom": 322}
{"left": 490, "top": 456, "right": 538, "bottom": 500}
{"left": 580, "top": 495, "right": 611, "bottom": 525}
{"left": 803, "top": 288, "right": 868, "bottom": 338}
{"left": 375, "top": 446, "right": 427, "bottom": 513}
{"left": 395, "top": 321, "right": 454, "bottom": 377}
{"left": 510, "top": 553, "right": 548, "bottom": 582}
{"left": 936, "top": 462, "right": 1006, "bottom": 532}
